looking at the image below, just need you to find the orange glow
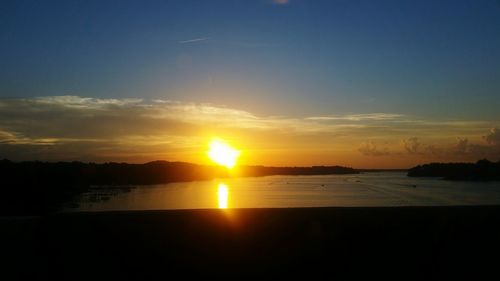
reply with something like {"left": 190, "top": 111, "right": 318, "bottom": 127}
{"left": 207, "top": 138, "right": 240, "bottom": 169}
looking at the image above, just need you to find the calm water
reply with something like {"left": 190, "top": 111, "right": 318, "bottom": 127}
{"left": 65, "top": 172, "right": 500, "bottom": 212}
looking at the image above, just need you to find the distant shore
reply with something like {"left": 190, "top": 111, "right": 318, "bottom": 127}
{"left": 408, "top": 159, "right": 500, "bottom": 181}
{"left": 2, "top": 206, "right": 499, "bottom": 280}
{"left": 1, "top": 159, "right": 358, "bottom": 185}
{"left": 0, "top": 159, "right": 357, "bottom": 215}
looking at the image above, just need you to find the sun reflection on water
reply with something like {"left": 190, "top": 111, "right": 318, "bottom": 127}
{"left": 218, "top": 183, "right": 229, "bottom": 209}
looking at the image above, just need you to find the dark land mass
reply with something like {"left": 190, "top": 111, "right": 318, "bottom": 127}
{"left": 408, "top": 159, "right": 500, "bottom": 181}
{"left": 237, "top": 165, "right": 359, "bottom": 177}
{"left": 0, "top": 159, "right": 357, "bottom": 215}
{"left": 2, "top": 206, "right": 500, "bottom": 280}
{"left": 357, "top": 168, "right": 408, "bottom": 172}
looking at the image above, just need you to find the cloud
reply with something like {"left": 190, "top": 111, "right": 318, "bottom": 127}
{"left": 0, "top": 96, "right": 268, "bottom": 141}
{"left": 358, "top": 142, "right": 391, "bottom": 156}
{"left": 306, "top": 113, "right": 403, "bottom": 122}
{"left": 178, "top": 37, "right": 210, "bottom": 44}
{"left": 483, "top": 128, "right": 500, "bottom": 146}
{"left": 451, "top": 132, "right": 500, "bottom": 159}
{"left": 0, "top": 96, "right": 422, "bottom": 140}
{"left": 400, "top": 134, "right": 500, "bottom": 160}
{"left": 402, "top": 137, "right": 421, "bottom": 154}
{"left": 359, "top": 128, "right": 500, "bottom": 160}
{"left": 33, "top": 95, "right": 143, "bottom": 107}
{"left": 0, "top": 130, "right": 59, "bottom": 145}
{"left": 454, "top": 137, "right": 469, "bottom": 155}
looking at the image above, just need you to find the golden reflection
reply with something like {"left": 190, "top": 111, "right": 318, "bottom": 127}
{"left": 208, "top": 138, "right": 240, "bottom": 169}
{"left": 217, "top": 183, "right": 229, "bottom": 209}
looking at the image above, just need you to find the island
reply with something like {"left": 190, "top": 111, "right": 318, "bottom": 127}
{"left": 407, "top": 159, "right": 500, "bottom": 181}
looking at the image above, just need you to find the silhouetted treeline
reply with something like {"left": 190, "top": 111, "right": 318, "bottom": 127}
{"left": 0, "top": 159, "right": 357, "bottom": 215}
{"left": 407, "top": 159, "right": 500, "bottom": 181}
{"left": 237, "top": 165, "right": 358, "bottom": 177}
{"left": 357, "top": 169, "right": 407, "bottom": 173}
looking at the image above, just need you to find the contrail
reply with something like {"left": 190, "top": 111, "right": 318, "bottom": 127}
{"left": 178, "top": 37, "right": 210, "bottom": 44}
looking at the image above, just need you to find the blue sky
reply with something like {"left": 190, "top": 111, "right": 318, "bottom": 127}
{"left": 1, "top": 0, "right": 499, "bottom": 166}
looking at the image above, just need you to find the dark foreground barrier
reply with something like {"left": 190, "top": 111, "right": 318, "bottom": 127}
{"left": 2, "top": 206, "right": 500, "bottom": 280}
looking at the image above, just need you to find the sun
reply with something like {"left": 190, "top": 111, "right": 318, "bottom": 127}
{"left": 207, "top": 139, "right": 240, "bottom": 169}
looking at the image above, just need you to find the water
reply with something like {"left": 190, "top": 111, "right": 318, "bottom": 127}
{"left": 65, "top": 172, "right": 500, "bottom": 212}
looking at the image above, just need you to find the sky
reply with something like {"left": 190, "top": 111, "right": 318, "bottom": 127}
{"left": 1, "top": 0, "right": 500, "bottom": 168}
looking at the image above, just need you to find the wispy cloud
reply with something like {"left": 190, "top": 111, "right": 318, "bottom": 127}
{"left": 178, "top": 37, "right": 210, "bottom": 44}
{"left": 0, "top": 130, "right": 59, "bottom": 145}
{"left": 306, "top": 113, "right": 404, "bottom": 122}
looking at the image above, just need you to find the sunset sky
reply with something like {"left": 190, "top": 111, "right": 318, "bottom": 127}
{"left": 1, "top": 0, "right": 499, "bottom": 168}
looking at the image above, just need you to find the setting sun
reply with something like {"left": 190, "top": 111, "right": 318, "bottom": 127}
{"left": 207, "top": 139, "right": 240, "bottom": 169}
